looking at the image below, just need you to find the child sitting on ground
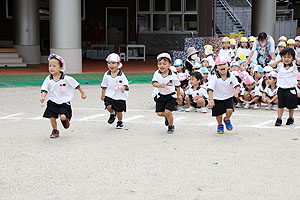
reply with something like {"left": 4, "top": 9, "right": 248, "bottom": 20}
{"left": 240, "top": 75, "right": 262, "bottom": 109}
{"left": 262, "top": 71, "right": 278, "bottom": 110}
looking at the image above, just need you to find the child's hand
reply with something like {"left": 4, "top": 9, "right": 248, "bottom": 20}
{"left": 40, "top": 97, "right": 45, "bottom": 103}
{"left": 208, "top": 99, "right": 215, "bottom": 108}
{"left": 297, "top": 93, "right": 300, "bottom": 98}
{"left": 101, "top": 95, "right": 105, "bottom": 101}
{"left": 120, "top": 86, "right": 126, "bottom": 93}
{"left": 81, "top": 93, "right": 87, "bottom": 99}
{"left": 193, "top": 96, "right": 200, "bottom": 102}
{"left": 159, "top": 83, "right": 166, "bottom": 88}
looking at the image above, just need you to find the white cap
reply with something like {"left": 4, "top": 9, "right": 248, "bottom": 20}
{"left": 106, "top": 53, "right": 123, "bottom": 68}
{"left": 157, "top": 53, "right": 172, "bottom": 62}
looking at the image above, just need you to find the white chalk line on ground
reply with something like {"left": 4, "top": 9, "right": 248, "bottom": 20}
{"left": 123, "top": 115, "right": 144, "bottom": 122}
{"left": 252, "top": 120, "right": 274, "bottom": 127}
{"left": 0, "top": 113, "right": 24, "bottom": 119}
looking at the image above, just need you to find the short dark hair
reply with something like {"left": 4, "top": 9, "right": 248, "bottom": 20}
{"left": 157, "top": 57, "right": 172, "bottom": 63}
{"left": 280, "top": 47, "right": 295, "bottom": 58}
{"left": 258, "top": 32, "right": 267, "bottom": 41}
{"left": 190, "top": 71, "right": 203, "bottom": 81}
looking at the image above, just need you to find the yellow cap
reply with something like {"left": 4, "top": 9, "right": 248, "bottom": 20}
{"left": 236, "top": 51, "right": 246, "bottom": 60}
{"left": 240, "top": 37, "right": 248, "bottom": 42}
{"left": 279, "top": 36, "right": 287, "bottom": 42}
{"left": 295, "top": 36, "right": 300, "bottom": 41}
{"left": 222, "top": 37, "right": 230, "bottom": 43}
{"left": 248, "top": 36, "right": 256, "bottom": 42}
{"left": 230, "top": 38, "right": 236, "bottom": 45}
{"left": 277, "top": 41, "right": 286, "bottom": 47}
{"left": 287, "top": 39, "right": 295, "bottom": 45}
{"left": 204, "top": 45, "right": 213, "bottom": 51}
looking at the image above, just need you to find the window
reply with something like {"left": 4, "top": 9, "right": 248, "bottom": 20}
{"left": 137, "top": 0, "right": 197, "bottom": 33}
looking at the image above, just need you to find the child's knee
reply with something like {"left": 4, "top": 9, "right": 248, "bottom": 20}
{"left": 60, "top": 114, "right": 67, "bottom": 120}
{"left": 165, "top": 109, "right": 172, "bottom": 116}
{"left": 157, "top": 112, "right": 164, "bottom": 117}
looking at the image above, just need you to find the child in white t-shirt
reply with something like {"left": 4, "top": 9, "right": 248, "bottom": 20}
{"left": 40, "top": 54, "right": 87, "bottom": 138}
{"left": 262, "top": 71, "right": 278, "bottom": 110}
{"left": 240, "top": 75, "right": 262, "bottom": 109}
{"left": 295, "top": 36, "right": 300, "bottom": 58}
{"left": 237, "top": 37, "right": 250, "bottom": 58}
{"left": 269, "top": 48, "right": 300, "bottom": 126}
{"left": 101, "top": 53, "right": 129, "bottom": 129}
{"left": 207, "top": 56, "right": 240, "bottom": 134}
{"left": 218, "top": 37, "right": 232, "bottom": 61}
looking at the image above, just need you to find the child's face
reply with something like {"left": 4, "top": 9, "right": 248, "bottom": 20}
{"left": 249, "top": 41, "right": 254, "bottom": 48}
{"left": 107, "top": 61, "right": 119, "bottom": 72}
{"left": 246, "top": 83, "right": 255, "bottom": 90}
{"left": 223, "top": 42, "right": 229, "bottom": 49}
{"left": 175, "top": 65, "right": 183, "bottom": 72}
{"left": 240, "top": 62, "right": 247, "bottom": 71}
{"left": 298, "top": 80, "right": 300, "bottom": 86}
{"left": 158, "top": 58, "right": 171, "bottom": 73}
{"left": 255, "top": 72, "right": 263, "bottom": 79}
{"left": 230, "top": 45, "right": 235, "bottom": 49}
{"left": 241, "top": 42, "right": 247, "bottom": 48}
{"left": 201, "top": 61, "right": 209, "bottom": 68}
{"left": 288, "top": 44, "right": 295, "bottom": 49}
{"left": 296, "top": 40, "right": 300, "bottom": 47}
{"left": 190, "top": 75, "right": 201, "bottom": 87}
{"left": 48, "top": 59, "right": 62, "bottom": 75}
{"left": 216, "top": 63, "right": 229, "bottom": 75}
{"left": 278, "top": 46, "right": 284, "bottom": 52}
{"left": 266, "top": 77, "right": 276, "bottom": 85}
{"left": 282, "top": 54, "right": 294, "bottom": 65}
{"left": 231, "top": 65, "right": 239, "bottom": 71}
{"left": 202, "top": 73, "right": 208, "bottom": 80}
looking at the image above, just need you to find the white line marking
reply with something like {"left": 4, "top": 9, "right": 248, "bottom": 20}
{"left": 0, "top": 113, "right": 23, "bottom": 119}
{"left": 207, "top": 122, "right": 217, "bottom": 126}
{"left": 174, "top": 117, "right": 186, "bottom": 122}
{"left": 253, "top": 120, "right": 274, "bottom": 127}
{"left": 28, "top": 117, "right": 45, "bottom": 120}
{"left": 79, "top": 114, "right": 106, "bottom": 121}
{"left": 123, "top": 115, "right": 144, "bottom": 122}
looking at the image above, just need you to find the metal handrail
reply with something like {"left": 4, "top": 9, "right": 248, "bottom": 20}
{"left": 218, "top": 0, "right": 236, "bottom": 22}
{"left": 216, "top": 10, "right": 236, "bottom": 33}
{"left": 245, "top": 0, "right": 252, "bottom": 7}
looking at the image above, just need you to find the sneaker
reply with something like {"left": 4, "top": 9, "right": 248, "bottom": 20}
{"left": 224, "top": 117, "right": 233, "bottom": 131}
{"left": 167, "top": 125, "right": 175, "bottom": 134}
{"left": 272, "top": 105, "right": 278, "bottom": 110}
{"left": 200, "top": 107, "right": 207, "bottom": 113}
{"left": 116, "top": 121, "right": 124, "bottom": 129}
{"left": 165, "top": 117, "right": 169, "bottom": 126}
{"left": 50, "top": 129, "right": 59, "bottom": 138}
{"left": 177, "top": 106, "right": 185, "bottom": 112}
{"left": 61, "top": 119, "right": 70, "bottom": 129}
{"left": 244, "top": 103, "right": 250, "bottom": 109}
{"left": 266, "top": 104, "right": 273, "bottom": 110}
{"left": 217, "top": 125, "right": 224, "bottom": 134}
{"left": 108, "top": 113, "right": 116, "bottom": 124}
{"left": 185, "top": 106, "right": 197, "bottom": 112}
{"left": 253, "top": 103, "right": 261, "bottom": 109}
{"left": 275, "top": 118, "right": 282, "bottom": 126}
{"left": 286, "top": 118, "right": 294, "bottom": 125}
{"left": 236, "top": 102, "right": 243, "bottom": 108}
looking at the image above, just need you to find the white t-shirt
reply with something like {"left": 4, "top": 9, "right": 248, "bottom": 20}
{"left": 152, "top": 69, "right": 181, "bottom": 98}
{"left": 295, "top": 47, "right": 300, "bottom": 58}
{"left": 263, "top": 85, "right": 278, "bottom": 98}
{"left": 41, "top": 72, "right": 80, "bottom": 104}
{"left": 218, "top": 49, "right": 233, "bottom": 61}
{"left": 237, "top": 47, "right": 251, "bottom": 57}
{"left": 101, "top": 70, "right": 129, "bottom": 100}
{"left": 185, "top": 85, "right": 209, "bottom": 100}
{"left": 296, "top": 85, "right": 300, "bottom": 94}
{"left": 276, "top": 61, "right": 298, "bottom": 89}
{"left": 207, "top": 72, "right": 240, "bottom": 100}
{"left": 206, "top": 55, "right": 215, "bottom": 68}
{"left": 240, "top": 85, "right": 262, "bottom": 97}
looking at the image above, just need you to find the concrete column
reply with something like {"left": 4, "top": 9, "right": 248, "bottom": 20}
{"left": 251, "top": 0, "right": 276, "bottom": 38}
{"left": 197, "top": 0, "right": 213, "bottom": 37}
{"left": 13, "top": 0, "right": 41, "bottom": 64}
{"left": 50, "top": 0, "right": 82, "bottom": 74}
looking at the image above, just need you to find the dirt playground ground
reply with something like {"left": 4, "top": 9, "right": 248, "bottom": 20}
{"left": 1, "top": 84, "right": 300, "bottom": 200}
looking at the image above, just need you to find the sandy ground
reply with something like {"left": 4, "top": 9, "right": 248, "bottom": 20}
{"left": 1, "top": 84, "right": 300, "bottom": 200}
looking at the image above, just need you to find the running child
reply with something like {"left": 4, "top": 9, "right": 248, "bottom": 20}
{"left": 207, "top": 56, "right": 240, "bottom": 134}
{"left": 40, "top": 54, "right": 87, "bottom": 138}
{"left": 185, "top": 72, "right": 209, "bottom": 113}
{"left": 269, "top": 48, "right": 300, "bottom": 126}
{"left": 152, "top": 53, "right": 181, "bottom": 133}
{"left": 101, "top": 53, "right": 129, "bottom": 129}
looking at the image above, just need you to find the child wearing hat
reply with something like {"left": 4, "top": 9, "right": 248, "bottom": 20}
{"left": 262, "top": 71, "right": 278, "bottom": 110}
{"left": 199, "top": 67, "right": 210, "bottom": 88}
{"left": 269, "top": 48, "right": 300, "bottom": 126}
{"left": 275, "top": 41, "right": 286, "bottom": 61}
{"left": 219, "top": 37, "right": 232, "bottom": 61}
{"left": 237, "top": 37, "right": 250, "bottom": 58}
{"left": 204, "top": 45, "right": 215, "bottom": 69}
{"left": 207, "top": 56, "right": 240, "bottom": 134}
{"left": 240, "top": 75, "right": 262, "bottom": 109}
{"left": 185, "top": 72, "right": 209, "bottom": 113}
{"left": 40, "top": 54, "right": 87, "bottom": 138}
{"left": 295, "top": 36, "right": 300, "bottom": 58}
{"left": 152, "top": 53, "right": 181, "bottom": 134}
{"left": 296, "top": 73, "right": 300, "bottom": 105}
{"left": 230, "top": 38, "right": 237, "bottom": 58}
{"left": 101, "top": 53, "right": 129, "bottom": 129}
{"left": 185, "top": 47, "right": 200, "bottom": 73}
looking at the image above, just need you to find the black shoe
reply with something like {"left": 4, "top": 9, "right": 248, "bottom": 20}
{"left": 116, "top": 121, "right": 124, "bottom": 129}
{"left": 275, "top": 118, "right": 282, "bottom": 126}
{"left": 108, "top": 113, "right": 116, "bottom": 124}
{"left": 61, "top": 119, "right": 70, "bottom": 129}
{"left": 167, "top": 125, "right": 175, "bottom": 134}
{"left": 286, "top": 118, "right": 294, "bottom": 125}
{"left": 165, "top": 117, "right": 169, "bottom": 126}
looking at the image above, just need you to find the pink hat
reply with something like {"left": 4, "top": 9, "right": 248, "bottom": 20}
{"left": 267, "top": 71, "right": 278, "bottom": 78}
{"left": 231, "top": 70, "right": 240, "bottom": 77}
{"left": 106, "top": 53, "right": 123, "bottom": 68}
{"left": 157, "top": 53, "right": 172, "bottom": 62}
{"left": 215, "top": 56, "right": 229, "bottom": 66}
{"left": 297, "top": 73, "right": 300, "bottom": 81}
{"left": 239, "top": 71, "right": 249, "bottom": 79}
{"left": 177, "top": 73, "right": 187, "bottom": 81}
{"left": 48, "top": 54, "right": 66, "bottom": 72}
{"left": 244, "top": 75, "right": 255, "bottom": 85}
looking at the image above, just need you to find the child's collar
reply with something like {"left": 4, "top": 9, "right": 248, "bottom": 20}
{"left": 215, "top": 70, "right": 231, "bottom": 79}
{"left": 158, "top": 69, "right": 172, "bottom": 76}
{"left": 50, "top": 71, "right": 64, "bottom": 80}
{"left": 108, "top": 69, "right": 122, "bottom": 76}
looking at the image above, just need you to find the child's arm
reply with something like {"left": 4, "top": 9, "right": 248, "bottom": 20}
{"left": 234, "top": 86, "right": 240, "bottom": 98}
{"left": 207, "top": 90, "right": 214, "bottom": 108}
{"left": 247, "top": 96, "right": 259, "bottom": 104}
{"left": 77, "top": 87, "right": 87, "bottom": 99}
{"left": 295, "top": 57, "right": 300, "bottom": 65}
{"left": 269, "top": 58, "right": 282, "bottom": 68}
{"left": 40, "top": 91, "right": 47, "bottom": 103}
{"left": 271, "top": 95, "right": 278, "bottom": 103}
{"left": 152, "top": 82, "right": 165, "bottom": 88}
{"left": 101, "top": 88, "right": 106, "bottom": 101}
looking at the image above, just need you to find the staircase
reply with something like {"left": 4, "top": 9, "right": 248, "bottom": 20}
{"left": 0, "top": 48, "right": 27, "bottom": 67}
{"left": 215, "top": 0, "right": 251, "bottom": 37}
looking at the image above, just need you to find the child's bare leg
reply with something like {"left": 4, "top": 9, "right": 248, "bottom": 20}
{"left": 224, "top": 109, "right": 233, "bottom": 121}
{"left": 60, "top": 114, "right": 67, "bottom": 121}
{"left": 185, "top": 95, "right": 191, "bottom": 106}
{"left": 177, "top": 95, "right": 183, "bottom": 106}
{"left": 116, "top": 112, "right": 123, "bottom": 121}
{"left": 107, "top": 105, "right": 114, "bottom": 113}
{"left": 157, "top": 112, "right": 165, "bottom": 117}
{"left": 244, "top": 93, "right": 250, "bottom": 101}
{"left": 51, "top": 117, "right": 57, "bottom": 130}
{"left": 197, "top": 97, "right": 205, "bottom": 108}
{"left": 288, "top": 109, "right": 294, "bottom": 118}
{"left": 216, "top": 115, "right": 223, "bottom": 125}
{"left": 273, "top": 99, "right": 278, "bottom": 104}
{"left": 277, "top": 108, "right": 284, "bottom": 118}
{"left": 165, "top": 109, "right": 173, "bottom": 126}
